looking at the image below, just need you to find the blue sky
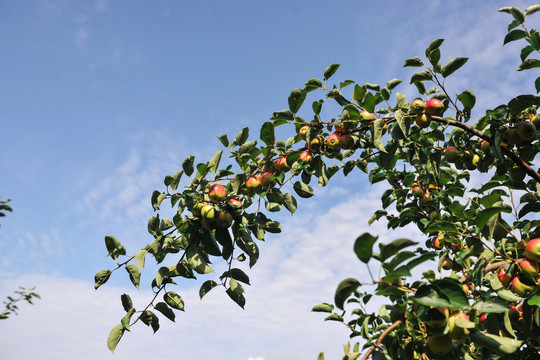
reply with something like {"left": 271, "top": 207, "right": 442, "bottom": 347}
{"left": 0, "top": 1, "right": 537, "bottom": 359}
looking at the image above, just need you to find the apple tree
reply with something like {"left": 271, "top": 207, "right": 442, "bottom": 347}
{"left": 95, "top": 5, "right": 540, "bottom": 359}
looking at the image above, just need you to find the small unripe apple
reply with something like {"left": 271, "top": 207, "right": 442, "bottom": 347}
{"left": 359, "top": 110, "right": 375, "bottom": 125}
{"left": 427, "top": 335, "right": 452, "bottom": 355}
{"left": 298, "top": 125, "right": 310, "bottom": 140}
{"left": 409, "top": 98, "right": 425, "bottom": 114}
{"left": 425, "top": 98, "right": 444, "bottom": 116}
{"left": 447, "top": 312, "right": 470, "bottom": 340}
{"left": 516, "top": 120, "right": 537, "bottom": 141}
{"left": 497, "top": 267, "right": 512, "bottom": 287}
{"left": 275, "top": 156, "right": 290, "bottom": 172}
{"left": 201, "top": 204, "right": 216, "bottom": 220}
{"left": 503, "top": 128, "right": 520, "bottom": 147}
{"left": 525, "top": 238, "right": 540, "bottom": 262}
{"left": 215, "top": 211, "right": 233, "bottom": 229}
{"left": 415, "top": 113, "right": 432, "bottom": 128}
{"left": 444, "top": 147, "right": 460, "bottom": 163}
{"left": 192, "top": 201, "right": 205, "bottom": 216}
{"left": 442, "top": 258, "right": 453, "bottom": 270}
{"left": 325, "top": 133, "right": 341, "bottom": 150}
{"left": 509, "top": 164, "right": 526, "bottom": 182}
{"left": 429, "top": 210, "right": 441, "bottom": 221}
{"left": 520, "top": 259, "right": 539, "bottom": 277}
{"left": 208, "top": 183, "right": 227, "bottom": 203}
{"left": 259, "top": 172, "right": 277, "bottom": 188}
{"left": 245, "top": 176, "right": 261, "bottom": 194}
{"left": 511, "top": 276, "right": 536, "bottom": 297}
{"left": 480, "top": 140, "right": 490, "bottom": 154}
{"left": 411, "top": 186, "right": 424, "bottom": 198}
{"left": 419, "top": 192, "right": 433, "bottom": 206}
{"left": 297, "top": 150, "right": 313, "bottom": 163}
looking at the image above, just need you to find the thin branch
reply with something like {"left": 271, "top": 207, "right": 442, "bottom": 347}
{"left": 361, "top": 320, "right": 403, "bottom": 360}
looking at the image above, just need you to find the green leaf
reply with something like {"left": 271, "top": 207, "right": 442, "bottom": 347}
{"left": 526, "top": 5, "right": 540, "bottom": 16}
{"left": 199, "top": 280, "right": 219, "bottom": 299}
{"left": 293, "top": 181, "right": 314, "bottom": 198}
{"left": 334, "top": 277, "right": 360, "bottom": 310}
{"left": 188, "top": 252, "right": 214, "bottom": 274}
{"left": 510, "top": 7, "right": 526, "bottom": 23}
{"left": 231, "top": 127, "right": 250, "bottom": 147}
{"left": 120, "top": 308, "right": 135, "bottom": 332}
{"left": 305, "top": 78, "right": 322, "bottom": 92}
{"left": 135, "top": 249, "right": 147, "bottom": 270}
{"left": 151, "top": 190, "right": 166, "bottom": 211}
{"left": 104, "top": 236, "right": 126, "bottom": 260}
{"left": 403, "top": 57, "right": 424, "bottom": 67}
{"left": 107, "top": 324, "right": 125, "bottom": 354}
{"left": 469, "top": 332, "right": 523, "bottom": 354}
{"left": 121, "top": 294, "right": 133, "bottom": 312}
{"left": 385, "top": 78, "right": 402, "bottom": 90}
{"left": 125, "top": 264, "right": 141, "bottom": 288}
{"left": 503, "top": 29, "right": 527, "bottom": 45}
{"left": 182, "top": 156, "right": 194, "bottom": 177}
{"left": 441, "top": 57, "right": 468, "bottom": 77}
{"left": 271, "top": 109, "right": 294, "bottom": 121}
{"left": 472, "top": 298, "right": 509, "bottom": 313}
{"left": 288, "top": 88, "right": 307, "bottom": 113}
{"left": 340, "top": 80, "right": 355, "bottom": 88}
{"left": 425, "top": 39, "right": 444, "bottom": 58}
{"left": 94, "top": 270, "right": 112, "bottom": 290}
{"left": 164, "top": 291, "right": 185, "bottom": 311}
{"left": 352, "top": 84, "right": 367, "bottom": 104}
{"left": 379, "top": 238, "right": 417, "bottom": 262}
{"left": 164, "top": 171, "right": 183, "bottom": 191}
{"left": 323, "top": 63, "right": 340, "bottom": 81}
{"left": 260, "top": 122, "right": 275, "bottom": 146}
{"left": 217, "top": 134, "right": 229, "bottom": 147}
{"left": 410, "top": 71, "right": 432, "bottom": 84}
{"left": 226, "top": 278, "right": 246, "bottom": 309}
{"left": 457, "top": 90, "right": 476, "bottom": 110}
{"left": 517, "top": 58, "right": 540, "bottom": 71}
{"left": 280, "top": 192, "right": 297, "bottom": 214}
{"left": 354, "top": 233, "right": 378, "bottom": 264}
{"left": 312, "top": 303, "right": 334, "bottom": 313}
{"left": 207, "top": 150, "right": 223, "bottom": 174}
{"left": 372, "top": 118, "right": 387, "bottom": 153}
{"left": 154, "top": 302, "right": 175, "bottom": 322}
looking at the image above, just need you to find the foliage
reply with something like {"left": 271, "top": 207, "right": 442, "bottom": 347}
{"left": 0, "top": 286, "right": 41, "bottom": 320}
{"left": 0, "top": 194, "right": 12, "bottom": 219}
{"left": 95, "top": 5, "right": 540, "bottom": 358}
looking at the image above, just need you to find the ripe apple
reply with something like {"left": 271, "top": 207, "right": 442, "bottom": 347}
{"left": 497, "top": 267, "right": 512, "bottom": 287}
{"left": 297, "top": 150, "right": 313, "bottom": 163}
{"left": 478, "top": 313, "right": 487, "bottom": 324}
{"left": 411, "top": 186, "right": 424, "bottom": 198}
{"left": 427, "top": 335, "right": 452, "bottom": 355}
{"left": 520, "top": 259, "right": 539, "bottom": 277}
{"left": 201, "top": 204, "right": 216, "bottom": 220}
{"left": 307, "top": 136, "right": 322, "bottom": 152}
{"left": 245, "top": 176, "right": 261, "bottom": 194}
{"left": 409, "top": 98, "right": 426, "bottom": 114}
{"left": 415, "top": 113, "right": 432, "bottom": 128}
{"left": 227, "top": 198, "right": 243, "bottom": 216}
{"left": 432, "top": 237, "right": 444, "bottom": 250}
{"left": 275, "top": 156, "right": 290, "bottom": 172}
{"left": 298, "top": 125, "right": 310, "bottom": 140}
{"left": 480, "top": 140, "right": 490, "bottom": 154}
{"left": 425, "top": 98, "right": 444, "bottom": 116}
{"left": 208, "top": 183, "right": 227, "bottom": 203}
{"left": 359, "top": 110, "right": 375, "bottom": 125}
{"left": 339, "top": 134, "right": 356, "bottom": 150}
{"left": 215, "top": 211, "right": 233, "bottom": 229}
{"left": 525, "top": 238, "right": 540, "bottom": 262}
{"left": 509, "top": 164, "right": 526, "bottom": 182}
{"left": 442, "top": 258, "right": 453, "bottom": 270}
{"left": 259, "top": 172, "right": 276, "bottom": 188}
{"left": 419, "top": 192, "right": 434, "bottom": 206}
{"left": 325, "top": 133, "right": 341, "bottom": 150}
{"left": 444, "top": 147, "right": 460, "bottom": 163}
{"left": 511, "top": 276, "right": 536, "bottom": 297}
{"left": 447, "top": 311, "right": 470, "bottom": 340}
{"left": 425, "top": 306, "right": 449, "bottom": 328}
{"left": 516, "top": 120, "right": 537, "bottom": 141}
{"left": 334, "top": 118, "right": 351, "bottom": 133}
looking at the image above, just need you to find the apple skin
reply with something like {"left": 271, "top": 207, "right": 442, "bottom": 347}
{"left": 259, "top": 172, "right": 277, "bottom": 189}
{"left": 227, "top": 198, "right": 243, "bottom": 216}
{"left": 409, "top": 98, "right": 425, "bottom": 114}
{"left": 464, "top": 154, "right": 480, "bottom": 170}
{"left": 359, "top": 110, "right": 375, "bottom": 125}
{"left": 432, "top": 237, "right": 444, "bottom": 250}
{"left": 447, "top": 312, "right": 470, "bottom": 340}
{"left": 245, "top": 176, "right": 261, "bottom": 194}
{"left": 497, "top": 267, "right": 512, "bottom": 287}
{"left": 442, "top": 258, "right": 453, "bottom": 270}
{"left": 444, "top": 147, "right": 460, "bottom": 163}
{"left": 531, "top": 114, "right": 540, "bottom": 129}
{"left": 275, "top": 156, "right": 290, "bottom": 172}
{"left": 297, "top": 150, "right": 313, "bottom": 163}
{"left": 480, "top": 140, "right": 490, "bottom": 154}
{"left": 307, "top": 136, "right": 322, "bottom": 152}
{"left": 411, "top": 186, "right": 424, "bottom": 198}
{"left": 298, "top": 125, "right": 310, "bottom": 140}
{"left": 516, "top": 120, "right": 537, "bottom": 141}
{"left": 478, "top": 313, "right": 487, "bottom": 324}
{"left": 509, "top": 165, "right": 526, "bottom": 182}
{"left": 215, "top": 211, "right": 233, "bottom": 229}
{"left": 201, "top": 204, "right": 216, "bottom": 220}
{"left": 339, "top": 134, "right": 356, "bottom": 150}
{"left": 419, "top": 192, "right": 434, "bottom": 206}
{"left": 208, "top": 184, "right": 227, "bottom": 203}
{"left": 511, "top": 276, "right": 536, "bottom": 297}
{"left": 325, "top": 133, "right": 341, "bottom": 150}
{"left": 426, "top": 306, "right": 449, "bottom": 328}
{"left": 427, "top": 335, "right": 452, "bottom": 355}
{"left": 503, "top": 128, "right": 520, "bottom": 147}
{"left": 520, "top": 259, "right": 539, "bottom": 277}
{"left": 525, "top": 238, "right": 540, "bottom": 262}
{"left": 201, "top": 218, "right": 216, "bottom": 231}
{"left": 425, "top": 98, "right": 444, "bottom": 116}
{"left": 191, "top": 201, "right": 205, "bottom": 217}
{"left": 415, "top": 113, "right": 432, "bottom": 128}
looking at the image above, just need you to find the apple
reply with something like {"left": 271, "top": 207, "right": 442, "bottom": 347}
{"left": 444, "top": 147, "right": 460, "bottom": 163}
{"left": 419, "top": 192, "right": 434, "bottom": 206}
{"left": 307, "top": 136, "right": 322, "bottom": 152}
{"left": 429, "top": 210, "right": 441, "bottom": 221}
{"left": 201, "top": 218, "right": 216, "bottom": 231}
{"left": 531, "top": 114, "right": 540, "bottom": 129}
{"left": 442, "top": 258, "right": 453, "bottom": 270}
{"left": 502, "top": 128, "right": 520, "bottom": 147}
{"left": 426, "top": 306, "right": 449, "bottom": 328}
{"left": 297, "top": 150, "right": 313, "bottom": 163}
{"left": 520, "top": 259, "right": 539, "bottom": 277}
{"left": 497, "top": 267, "right": 512, "bottom": 287}
{"left": 191, "top": 201, "right": 205, "bottom": 216}
{"left": 215, "top": 211, "right": 233, "bottom": 229}
{"left": 447, "top": 311, "right": 470, "bottom": 340}
{"left": 275, "top": 156, "right": 290, "bottom": 172}
{"left": 509, "top": 164, "right": 526, "bottom": 182}
{"left": 359, "top": 110, "right": 375, "bottom": 125}
{"left": 298, "top": 125, "right": 310, "bottom": 140}
{"left": 334, "top": 118, "right": 351, "bottom": 133}
{"left": 427, "top": 335, "right": 452, "bottom": 355}
{"left": 462, "top": 283, "right": 470, "bottom": 294}
{"left": 227, "top": 198, "right": 243, "bottom": 216}
{"left": 463, "top": 153, "right": 480, "bottom": 170}
{"left": 245, "top": 176, "right": 261, "bottom": 194}
{"left": 259, "top": 172, "right": 276, "bottom": 188}
{"left": 415, "top": 113, "right": 432, "bottom": 128}
{"left": 480, "top": 140, "right": 490, "bottom": 154}
{"left": 208, "top": 183, "right": 227, "bottom": 203}
{"left": 516, "top": 120, "right": 537, "bottom": 141}
{"left": 432, "top": 237, "right": 444, "bottom": 250}
{"left": 339, "top": 134, "right": 356, "bottom": 150}
{"left": 425, "top": 98, "right": 444, "bottom": 116}
{"left": 201, "top": 204, "right": 216, "bottom": 220}
{"left": 325, "top": 133, "right": 341, "bottom": 150}
{"left": 409, "top": 98, "right": 425, "bottom": 114}
{"left": 411, "top": 186, "right": 424, "bottom": 198}
{"left": 478, "top": 313, "right": 487, "bottom": 324}
{"left": 511, "top": 276, "right": 536, "bottom": 297}
{"left": 525, "top": 238, "right": 540, "bottom": 262}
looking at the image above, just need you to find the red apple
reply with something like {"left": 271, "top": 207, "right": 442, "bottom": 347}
{"left": 415, "top": 113, "right": 432, "bottom": 128}
{"left": 444, "top": 147, "right": 460, "bottom": 163}
{"left": 480, "top": 140, "right": 490, "bottom": 154}
{"left": 215, "top": 211, "right": 233, "bottom": 229}
{"left": 227, "top": 198, "right": 243, "bottom": 216}
{"left": 339, "top": 134, "right": 356, "bottom": 150}
{"left": 208, "top": 183, "right": 227, "bottom": 203}
{"left": 297, "top": 150, "right": 313, "bottom": 163}
{"left": 525, "top": 238, "right": 540, "bottom": 262}
{"left": 419, "top": 192, "right": 434, "bottom": 206}
{"left": 245, "top": 176, "right": 261, "bottom": 194}
{"left": 409, "top": 98, "right": 425, "bottom": 114}
{"left": 478, "top": 313, "right": 487, "bottom": 324}
{"left": 259, "top": 172, "right": 276, "bottom": 189}
{"left": 425, "top": 98, "right": 444, "bottom": 116}
{"left": 360, "top": 110, "right": 375, "bottom": 125}
{"left": 497, "top": 267, "right": 512, "bottom": 287}
{"left": 511, "top": 276, "right": 536, "bottom": 297}
{"left": 307, "top": 136, "right": 322, "bottom": 152}
{"left": 411, "top": 186, "right": 424, "bottom": 198}
{"left": 432, "top": 237, "right": 444, "bottom": 250}
{"left": 442, "top": 258, "right": 453, "bottom": 270}
{"left": 520, "top": 259, "right": 539, "bottom": 277}
{"left": 275, "top": 156, "right": 290, "bottom": 172}
{"left": 298, "top": 125, "right": 309, "bottom": 140}
{"left": 325, "top": 133, "right": 341, "bottom": 150}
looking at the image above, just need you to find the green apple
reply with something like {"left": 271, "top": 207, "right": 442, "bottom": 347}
{"left": 502, "top": 128, "right": 520, "bottom": 147}
{"left": 215, "top": 211, "right": 233, "bottom": 229}
{"left": 409, "top": 98, "right": 425, "bottom": 114}
{"left": 298, "top": 125, "right": 310, "bottom": 140}
{"left": 511, "top": 276, "right": 536, "bottom": 297}
{"left": 525, "top": 238, "right": 540, "bottom": 262}
{"left": 307, "top": 136, "right": 322, "bottom": 152}
{"left": 411, "top": 186, "right": 424, "bottom": 198}
{"left": 447, "top": 312, "right": 470, "bottom": 340}
{"left": 426, "top": 306, "right": 449, "bottom": 328}
{"left": 359, "top": 110, "right": 375, "bottom": 125}
{"left": 444, "top": 147, "right": 460, "bottom": 163}
{"left": 427, "top": 335, "right": 452, "bottom": 355}
{"left": 442, "top": 257, "right": 454, "bottom": 270}
{"left": 509, "top": 164, "right": 526, "bottom": 182}
{"left": 516, "top": 120, "right": 537, "bottom": 141}
{"left": 201, "top": 204, "right": 216, "bottom": 220}
{"left": 208, "top": 183, "right": 227, "bottom": 203}
{"left": 425, "top": 98, "right": 444, "bottom": 116}
{"left": 415, "top": 113, "right": 432, "bottom": 128}
{"left": 520, "top": 259, "right": 539, "bottom": 277}
{"left": 192, "top": 201, "right": 205, "bottom": 216}
{"left": 419, "top": 192, "right": 434, "bottom": 206}
{"left": 531, "top": 114, "right": 540, "bottom": 129}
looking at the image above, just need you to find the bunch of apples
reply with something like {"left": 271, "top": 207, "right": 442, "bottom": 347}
{"left": 191, "top": 183, "right": 242, "bottom": 231}
{"left": 497, "top": 238, "right": 540, "bottom": 297}
{"left": 409, "top": 98, "right": 445, "bottom": 129}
